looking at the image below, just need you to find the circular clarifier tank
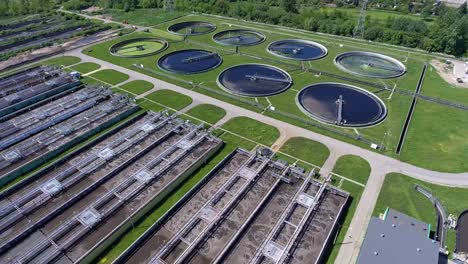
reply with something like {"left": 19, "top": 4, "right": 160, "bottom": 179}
{"left": 335, "top": 51, "right": 406, "bottom": 78}
{"left": 168, "top": 21, "right": 216, "bottom": 36}
{"left": 297, "top": 82, "right": 387, "bottom": 127}
{"left": 110, "top": 38, "right": 168, "bottom": 58}
{"left": 267, "top": 39, "right": 328, "bottom": 61}
{"left": 213, "top": 29, "right": 266, "bottom": 46}
{"left": 217, "top": 64, "right": 292, "bottom": 97}
{"left": 157, "top": 49, "right": 222, "bottom": 74}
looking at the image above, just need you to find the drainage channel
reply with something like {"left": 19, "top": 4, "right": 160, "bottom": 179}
{"left": 0, "top": 120, "right": 222, "bottom": 263}
{"left": 0, "top": 93, "right": 137, "bottom": 185}
{"left": 0, "top": 66, "right": 61, "bottom": 97}
{"left": 0, "top": 112, "right": 175, "bottom": 252}
{"left": 114, "top": 148, "right": 254, "bottom": 264}
{"left": 249, "top": 179, "right": 325, "bottom": 264}
{"left": 217, "top": 167, "right": 310, "bottom": 264}
{"left": 115, "top": 148, "right": 349, "bottom": 264}
{"left": 0, "top": 70, "right": 78, "bottom": 114}
{"left": 155, "top": 151, "right": 275, "bottom": 264}
{"left": 395, "top": 64, "right": 427, "bottom": 155}
{"left": 0, "top": 87, "right": 110, "bottom": 150}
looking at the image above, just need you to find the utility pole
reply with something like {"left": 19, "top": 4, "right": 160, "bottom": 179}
{"left": 164, "top": 0, "right": 176, "bottom": 12}
{"left": 353, "top": 0, "right": 368, "bottom": 38}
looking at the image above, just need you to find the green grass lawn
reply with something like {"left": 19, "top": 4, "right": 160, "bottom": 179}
{"left": 71, "top": 62, "right": 101, "bottom": 74}
{"left": 89, "top": 69, "right": 130, "bottom": 85}
{"left": 43, "top": 56, "right": 81, "bottom": 66}
{"left": 399, "top": 100, "right": 468, "bottom": 172}
{"left": 119, "top": 80, "right": 154, "bottom": 95}
{"left": 100, "top": 8, "right": 186, "bottom": 26}
{"left": 145, "top": 89, "right": 193, "bottom": 110}
{"left": 184, "top": 104, "right": 226, "bottom": 125}
{"left": 221, "top": 116, "right": 280, "bottom": 147}
{"left": 332, "top": 155, "right": 371, "bottom": 185}
{"left": 334, "top": 7, "right": 432, "bottom": 24}
{"left": 278, "top": 137, "right": 330, "bottom": 167}
{"left": 373, "top": 173, "right": 468, "bottom": 253}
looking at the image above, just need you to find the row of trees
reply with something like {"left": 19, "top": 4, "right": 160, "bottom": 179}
{"left": 1, "top": 0, "right": 466, "bottom": 56}
{"left": 0, "top": 0, "right": 55, "bottom": 16}
{"left": 67, "top": 0, "right": 466, "bottom": 56}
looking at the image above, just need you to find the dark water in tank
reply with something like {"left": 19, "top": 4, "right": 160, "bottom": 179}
{"left": 298, "top": 83, "right": 386, "bottom": 127}
{"left": 457, "top": 211, "right": 468, "bottom": 253}
{"left": 268, "top": 40, "right": 327, "bottom": 61}
{"left": 168, "top": 21, "right": 216, "bottom": 35}
{"left": 213, "top": 30, "right": 265, "bottom": 46}
{"left": 218, "top": 64, "right": 292, "bottom": 97}
{"left": 158, "top": 49, "right": 222, "bottom": 74}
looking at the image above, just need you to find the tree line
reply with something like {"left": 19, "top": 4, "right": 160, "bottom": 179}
{"left": 0, "top": 0, "right": 466, "bottom": 56}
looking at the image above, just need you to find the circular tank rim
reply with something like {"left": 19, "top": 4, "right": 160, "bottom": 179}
{"left": 167, "top": 21, "right": 217, "bottom": 36}
{"left": 296, "top": 82, "right": 388, "bottom": 128}
{"left": 212, "top": 29, "right": 266, "bottom": 47}
{"left": 456, "top": 209, "right": 468, "bottom": 254}
{"left": 217, "top": 63, "right": 293, "bottom": 97}
{"left": 109, "top": 38, "right": 168, "bottom": 58}
{"left": 157, "top": 49, "right": 223, "bottom": 75}
{"left": 334, "top": 51, "right": 407, "bottom": 79}
{"left": 266, "top": 39, "right": 328, "bottom": 61}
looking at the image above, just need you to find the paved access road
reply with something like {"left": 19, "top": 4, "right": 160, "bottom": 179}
{"left": 60, "top": 46, "right": 468, "bottom": 264}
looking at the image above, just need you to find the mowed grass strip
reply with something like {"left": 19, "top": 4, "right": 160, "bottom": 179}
{"left": 145, "top": 89, "right": 193, "bottom": 110}
{"left": 185, "top": 104, "right": 226, "bottom": 125}
{"left": 279, "top": 137, "right": 330, "bottom": 167}
{"left": 71, "top": 62, "right": 101, "bottom": 74}
{"left": 101, "top": 8, "right": 186, "bottom": 26}
{"left": 332, "top": 155, "right": 371, "bottom": 185}
{"left": 221, "top": 116, "right": 280, "bottom": 147}
{"left": 90, "top": 69, "right": 130, "bottom": 85}
{"left": 119, "top": 80, "right": 154, "bottom": 95}
{"left": 43, "top": 56, "right": 81, "bottom": 66}
{"left": 373, "top": 173, "right": 468, "bottom": 253}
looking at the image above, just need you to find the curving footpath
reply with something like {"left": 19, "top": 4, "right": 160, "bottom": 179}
{"left": 59, "top": 47, "right": 468, "bottom": 264}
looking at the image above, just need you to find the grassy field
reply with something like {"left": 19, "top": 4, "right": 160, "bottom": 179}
{"left": 184, "top": 104, "right": 226, "bottom": 125}
{"left": 145, "top": 89, "right": 193, "bottom": 110}
{"left": 221, "top": 116, "right": 280, "bottom": 147}
{"left": 89, "top": 69, "right": 130, "bottom": 85}
{"left": 373, "top": 173, "right": 468, "bottom": 253}
{"left": 81, "top": 13, "right": 468, "bottom": 172}
{"left": 71, "top": 62, "right": 101, "bottom": 74}
{"left": 119, "top": 80, "right": 153, "bottom": 95}
{"left": 43, "top": 56, "right": 81, "bottom": 66}
{"left": 334, "top": 7, "right": 432, "bottom": 24}
{"left": 332, "top": 155, "right": 371, "bottom": 185}
{"left": 278, "top": 137, "right": 330, "bottom": 167}
{"left": 99, "top": 8, "right": 186, "bottom": 26}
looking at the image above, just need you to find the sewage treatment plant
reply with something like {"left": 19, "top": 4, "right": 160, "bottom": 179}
{"left": 0, "top": 9, "right": 467, "bottom": 264}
